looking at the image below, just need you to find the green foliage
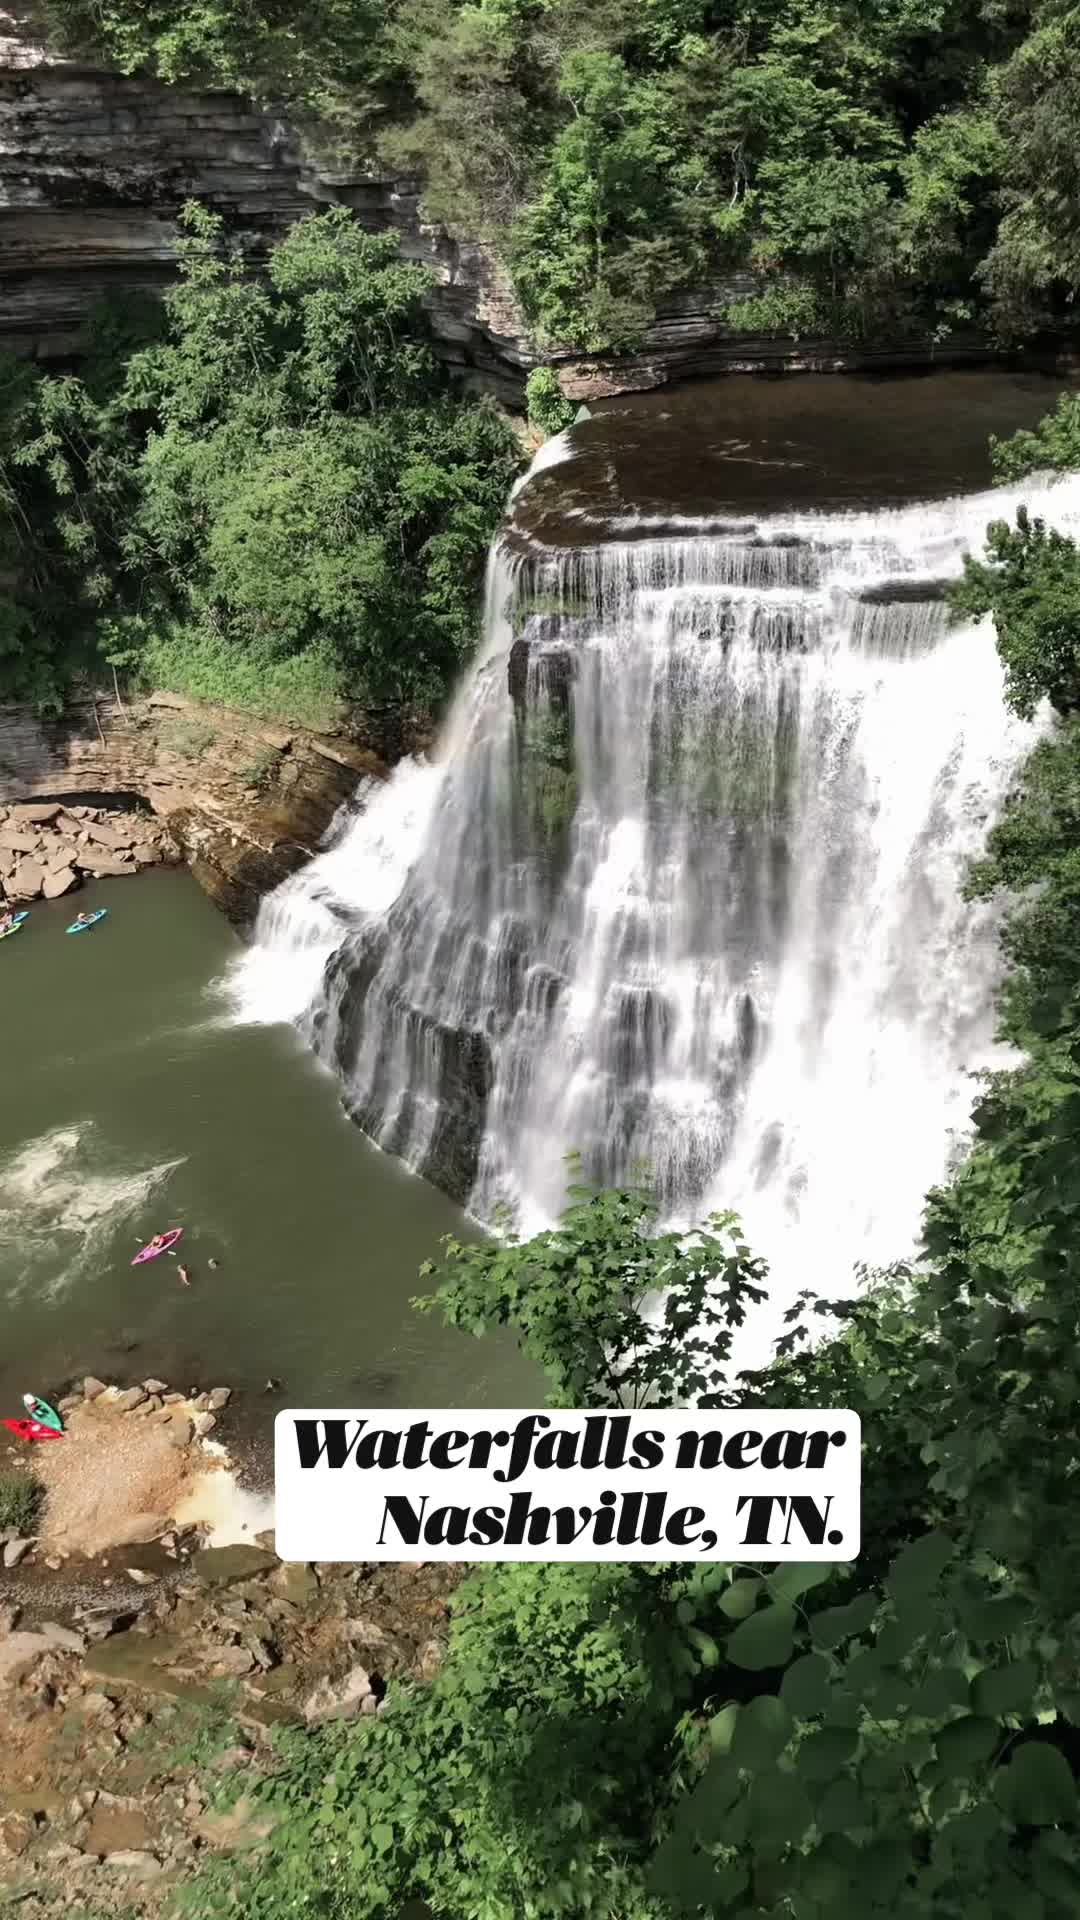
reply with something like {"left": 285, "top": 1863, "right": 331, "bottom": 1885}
{"left": 981, "top": 6, "right": 1080, "bottom": 336}
{"left": 155, "top": 713, "right": 218, "bottom": 758}
{"left": 951, "top": 506, "right": 1080, "bottom": 720}
{"left": 2, "top": 206, "right": 522, "bottom": 714}
{"left": 991, "top": 391, "right": 1080, "bottom": 484}
{"left": 723, "top": 282, "right": 824, "bottom": 341}
{"left": 39, "top": 0, "right": 1080, "bottom": 351}
{"left": 415, "top": 1179, "right": 767, "bottom": 1407}
{"left": 526, "top": 368, "right": 576, "bottom": 437}
{"left": 521, "top": 703, "right": 579, "bottom": 839}
{"left": 237, "top": 745, "right": 283, "bottom": 792}
{"left": 0, "top": 1470, "right": 43, "bottom": 1533}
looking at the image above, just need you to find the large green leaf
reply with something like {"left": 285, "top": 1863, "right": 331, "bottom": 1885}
{"left": 972, "top": 1661, "right": 1039, "bottom": 1719}
{"left": 935, "top": 1715, "right": 1000, "bottom": 1779}
{"left": 810, "top": 1594, "right": 878, "bottom": 1650}
{"left": 781, "top": 1652, "right": 833, "bottom": 1718}
{"left": 731, "top": 1696, "right": 793, "bottom": 1769}
{"left": 719, "top": 1577, "right": 764, "bottom": 1620}
{"left": 885, "top": 1531, "right": 955, "bottom": 1600}
{"left": 727, "top": 1604, "right": 797, "bottom": 1671}
{"left": 997, "top": 1743, "right": 1078, "bottom": 1826}
{"left": 795, "top": 1726, "right": 859, "bottom": 1783}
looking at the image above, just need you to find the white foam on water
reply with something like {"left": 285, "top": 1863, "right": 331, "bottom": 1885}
{"left": 174, "top": 1451, "right": 275, "bottom": 1547}
{"left": 0, "top": 1123, "right": 184, "bottom": 1301}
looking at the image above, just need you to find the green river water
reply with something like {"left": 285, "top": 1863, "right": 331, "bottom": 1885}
{"left": 0, "top": 869, "right": 533, "bottom": 1429}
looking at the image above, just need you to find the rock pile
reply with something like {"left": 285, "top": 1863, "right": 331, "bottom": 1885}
{"left": 2, "top": 1376, "right": 240, "bottom": 1567}
{"left": 0, "top": 1532, "right": 458, "bottom": 1917}
{"left": 0, "top": 804, "right": 179, "bottom": 906}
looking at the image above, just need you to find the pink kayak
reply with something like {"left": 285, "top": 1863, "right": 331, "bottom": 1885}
{"left": 132, "top": 1228, "right": 183, "bottom": 1266}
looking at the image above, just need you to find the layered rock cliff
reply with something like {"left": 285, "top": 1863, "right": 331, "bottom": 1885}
{"left": 0, "top": 688, "right": 431, "bottom": 926}
{"left": 1, "top": 5, "right": 1059, "bottom": 401}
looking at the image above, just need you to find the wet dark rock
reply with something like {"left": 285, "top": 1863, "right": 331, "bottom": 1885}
{"left": 193, "top": 1545, "right": 277, "bottom": 1589}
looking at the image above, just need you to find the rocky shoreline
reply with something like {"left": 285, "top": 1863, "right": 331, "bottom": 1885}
{"left": 0, "top": 801, "right": 179, "bottom": 907}
{"left": 0, "top": 687, "right": 433, "bottom": 928}
{"left": 0, "top": 1374, "right": 458, "bottom": 1915}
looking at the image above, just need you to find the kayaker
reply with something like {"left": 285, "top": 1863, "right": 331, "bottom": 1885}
{"left": 0, "top": 910, "right": 14, "bottom": 934}
{"left": 148, "top": 1233, "right": 166, "bottom": 1253}
{"left": 73, "top": 910, "right": 93, "bottom": 926}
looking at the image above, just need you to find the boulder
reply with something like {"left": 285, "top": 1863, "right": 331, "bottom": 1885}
{"left": 108, "top": 1513, "right": 171, "bottom": 1547}
{"left": 82, "top": 1376, "right": 107, "bottom": 1399}
{"left": 3, "top": 1539, "right": 32, "bottom": 1569}
{"left": 0, "top": 829, "right": 39, "bottom": 855}
{"left": 8, "top": 860, "right": 43, "bottom": 900}
{"left": 1, "top": 1812, "right": 34, "bottom": 1856}
{"left": 83, "top": 1804, "right": 155, "bottom": 1858}
{"left": 102, "top": 1850, "right": 162, "bottom": 1877}
{"left": 112, "top": 1386, "right": 147, "bottom": 1412}
{"left": 132, "top": 842, "right": 165, "bottom": 866}
{"left": 38, "top": 1621, "right": 86, "bottom": 1655}
{"left": 10, "top": 804, "right": 61, "bottom": 826}
{"left": 84, "top": 821, "right": 134, "bottom": 850}
{"left": 214, "top": 1645, "right": 255, "bottom": 1677}
{"left": 0, "top": 1632, "right": 52, "bottom": 1688}
{"left": 302, "top": 1664, "right": 373, "bottom": 1724}
{"left": 42, "top": 865, "right": 77, "bottom": 900}
{"left": 194, "top": 1796, "right": 277, "bottom": 1854}
{"left": 193, "top": 1545, "right": 276, "bottom": 1589}
{"left": 73, "top": 852, "right": 134, "bottom": 876}
{"left": 207, "top": 1387, "right": 232, "bottom": 1410}
{"left": 193, "top": 1411, "right": 217, "bottom": 1437}
{"left": 142, "top": 1378, "right": 169, "bottom": 1394}
{"left": 270, "top": 1563, "right": 318, "bottom": 1605}
{"left": 164, "top": 1414, "right": 192, "bottom": 1449}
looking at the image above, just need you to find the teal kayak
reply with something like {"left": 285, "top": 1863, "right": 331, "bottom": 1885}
{"left": 0, "top": 912, "right": 29, "bottom": 942}
{"left": 66, "top": 908, "right": 109, "bottom": 935}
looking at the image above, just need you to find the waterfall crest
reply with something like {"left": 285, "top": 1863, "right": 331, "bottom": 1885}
{"left": 227, "top": 456, "right": 1080, "bottom": 1328}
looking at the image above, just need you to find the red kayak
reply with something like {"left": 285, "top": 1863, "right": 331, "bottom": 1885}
{"left": 3, "top": 1417, "right": 63, "bottom": 1443}
{"left": 132, "top": 1228, "right": 183, "bottom": 1267}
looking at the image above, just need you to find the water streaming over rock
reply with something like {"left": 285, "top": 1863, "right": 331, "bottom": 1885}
{"left": 227, "top": 452, "right": 1080, "bottom": 1346}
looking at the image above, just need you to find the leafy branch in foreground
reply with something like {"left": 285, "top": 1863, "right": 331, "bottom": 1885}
{"left": 415, "top": 1179, "right": 768, "bottom": 1409}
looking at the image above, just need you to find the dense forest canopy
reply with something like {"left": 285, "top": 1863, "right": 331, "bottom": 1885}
{"left": 37, "top": 0, "right": 1080, "bottom": 350}
{"left": 0, "top": 207, "right": 522, "bottom": 718}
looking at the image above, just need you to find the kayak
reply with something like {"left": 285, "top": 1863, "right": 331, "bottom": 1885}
{"left": 23, "top": 1394, "right": 63, "bottom": 1434}
{"left": 66, "top": 908, "right": 108, "bottom": 935}
{"left": 132, "top": 1228, "right": 183, "bottom": 1266}
{"left": 0, "top": 913, "right": 29, "bottom": 942}
{"left": 2, "top": 1417, "right": 63, "bottom": 1443}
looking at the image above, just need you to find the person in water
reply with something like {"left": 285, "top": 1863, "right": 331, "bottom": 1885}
{"left": 177, "top": 1264, "right": 191, "bottom": 1287}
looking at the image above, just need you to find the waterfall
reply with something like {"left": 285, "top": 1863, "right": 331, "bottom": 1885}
{"left": 226, "top": 456, "right": 1080, "bottom": 1349}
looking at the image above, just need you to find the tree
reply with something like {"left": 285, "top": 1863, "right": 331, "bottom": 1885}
{"left": 4, "top": 205, "right": 522, "bottom": 718}
{"left": 951, "top": 507, "right": 1080, "bottom": 720}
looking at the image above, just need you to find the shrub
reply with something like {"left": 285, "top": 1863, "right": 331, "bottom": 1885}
{"left": 525, "top": 368, "right": 575, "bottom": 439}
{"left": 0, "top": 1470, "right": 43, "bottom": 1534}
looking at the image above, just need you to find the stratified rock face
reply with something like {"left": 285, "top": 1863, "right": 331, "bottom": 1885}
{"left": 0, "top": 4, "right": 534, "bottom": 400}
{"left": 0, "top": 7, "right": 1040, "bottom": 396}
{"left": 0, "top": 9, "right": 315, "bottom": 352}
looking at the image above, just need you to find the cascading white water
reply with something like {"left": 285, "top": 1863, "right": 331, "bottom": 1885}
{"left": 227, "top": 457, "right": 1080, "bottom": 1353}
